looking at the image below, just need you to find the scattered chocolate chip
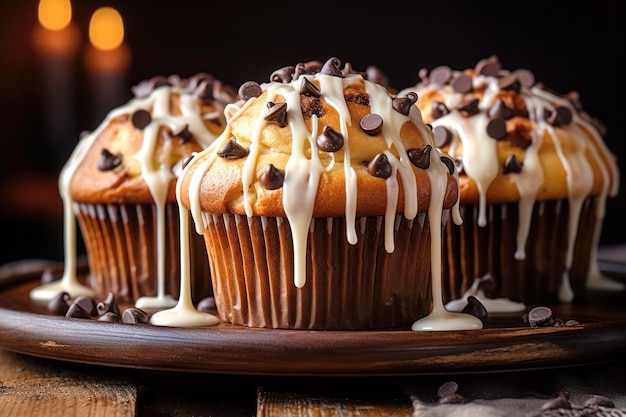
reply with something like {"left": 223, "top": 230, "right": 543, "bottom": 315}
{"left": 171, "top": 124, "right": 192, "bottom": 143}
{"left": 265, "top": 101, "right": 288, "bottom": 127}
{"left": 341, "top": 62, "right": 363, "bottom": 78}
{"left": 541, "top": 395, "right": 571, "bottom": 411}
{"left": 454, "top": 158, "right": 464, "bottom": 175}
{"left": 98, "top": 149, "right": 123, "bottom": 171}
{"left": 131, "top": 76, "right": 171, "bottom": 99}
{"left": 431, "top": 101, "right": 450, "bottom": 120}
{"left": 497, "top": 74, "right": 521, "bottom": 93}
{"left": 564, "top": 90, "right": 583, "bottom": 111}
{"left": 440, "top": 155, "right": 455, "bottom": 175}
{"left": 182, "top": 153, "right": 196, "bottom": 169}
{"left": 360, "top": 114, "right": 383, "bottom": 135}
{"left": 457, "top": 98, "right": 480, "bottom": 117}
{"left": 197, "top": 297, "right": 217, "bottom": 313}
{"left": 131, "top": 109, "right": 152, "bottom": 130}
{"left": 462, "top": 296, "right": 488, "bottom": 325}
{"left": 417, "top": 68, "right": 429, "bottom": 83}
{"left": 65, "top": 303, "right": 91, "bottom": 319}
{"left": 476, "top": 273, "right": 497, "bottom": 294}
{"left": 564, "top": 319, "right": 580, "bottom": 326}
{"left": 367, "top": 153, "right": 392, "bottom": 178}
{"left": 488, "top": 99, "right": 513, "bottom": 120}
{"left": 122, "top": 308, "right": 148, "bottom": 324}
{"left": 217, "top": 138, "right": 249, "bottom": 160}
{"left": 47, "top": 292, "right": 70, "bottom": 316}
{"left": 407, "top": 145, "right": 432, "bottom": 169}
{"left": 259, "top": 164, "right": 285, "bottom": 190}
{"left": 451, "top": 74, "right": 473, "bottom": 94}
{"left": 438, "top": 393, "right": 465, "bottom": 405}
{"left": 503, "top": 154, "right": 523, "bottom": 174}
{"left": 583, "top": 395, "right": 615, "bottom": 408}
{"left": 73, "top": 295, "right": 98, "bottom": 316}
{"left": 392, "top": 92, "right": 418, "bottom": 116}
{"left": 437, "top": 381, "right": 459, "bottom": 398}
{"left": 433, "top": 125, "right": 453, "bottom": 147}
{"left": 300, "top": 77, "right": 321, "bottom": 98}
{"left": 429, "top": 66, "right": 453, "bottom": 85}
{"left": 97, "top": 292, "right": 121, "bottom": 317}
{"left": 270, "top": 65, "right": 295, "bottom": 83}
{"left": 194, "top": 79, "right": 215, "bottom": 101}
{"left": 98, "top": 312, "right": 121, "bottom": 323}
{"left": 320, "top": 57, "right": 343, "bottom": 77}
{"left": 512, "top": 69, "right": 535, "bottom": 88}
{"left": 545, "top": 106, "right": 573, "bottom": 126}
{"left": 475, "top": 55, "right": 501, "bottom": 77}
{"left": 366, "top": 65, "right": 390, "bottom": 87}
{"left": 317, "top": 126, "right": 344, "bottom": 152}
{"left": 528, "top": 306, "right": 554, "bottom": 327}
{"left": 238, "top": 81, "right": 263, "bottom": 100}
{"left": 486, "top": 118, "right": 507, "bottom": 140}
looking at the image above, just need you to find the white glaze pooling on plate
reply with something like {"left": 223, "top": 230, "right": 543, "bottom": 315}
{"left": 30, "top": 83, "right": 226, "bottom": 306}
{"left": 408, "top": 67, "right": 620, "bottom": 303}
{"left": 445, "top": 279, "right": 526, "bottom": 314}
{"left": 185, "top": 69, "right": 479, "bottom": 330}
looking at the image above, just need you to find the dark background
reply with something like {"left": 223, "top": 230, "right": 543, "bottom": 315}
{"left": 1, "top": 0, "right": 624, "bottom": 265}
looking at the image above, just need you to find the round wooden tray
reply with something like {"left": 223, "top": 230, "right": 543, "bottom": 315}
{"left": 1, "top": 260, "right": 625, "bottom": 376}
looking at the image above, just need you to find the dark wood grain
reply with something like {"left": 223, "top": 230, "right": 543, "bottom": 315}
{"left": 1, "top": 261, "right": 626, "bottom": 376}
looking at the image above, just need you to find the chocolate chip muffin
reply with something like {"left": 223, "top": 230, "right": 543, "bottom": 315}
{"left": 178, "top": 57, "right": 460, "bottom": 330}
{"left": 64, "top": 73, "right": 237, "bottom": 305}
{"left": 404, "top": 55, "right": 620, "bottom": 305}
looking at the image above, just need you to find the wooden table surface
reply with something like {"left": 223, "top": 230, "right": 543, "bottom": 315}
{"left": 2, "top": 347, "right": 626, "bottom": 417}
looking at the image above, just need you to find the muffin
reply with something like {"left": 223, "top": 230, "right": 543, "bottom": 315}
{"left": 178, "top": 57, "right": 460, "bottom": 330}
{"left": 61, "top": 73, "right": 237, "bottom": 305}
{"left": 405, "top": 55, "right": 620, "bottom": 306}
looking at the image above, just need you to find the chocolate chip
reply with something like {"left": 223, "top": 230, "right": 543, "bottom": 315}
{"left": 217, "top": 138, "right": 249, "bottom": 160}
{"left": 365, "top": 65, "right": 390, "bottom": 87}
{"left": 320, "top": 57, "right": 343, "bottom": 77}
{"left": 259, "top": 164, "right": 285, "bottom": 190}
{"left": 439, "top": 393, "right": 465, "bottom": 405}
{"left": 194, "top": 79, "right": 215, "bottom": 101}
{"left": 503, "top": 154, "right": 523, "bottom": 174}
{"left": 457, "top": 98, "right": 480, "bottom": 117}
{"left": 545, "top": 106, "right": 573, "bottom": 126}
{"left": 407, "top": 145, "right": 432, "bottom": 169}
{"left": 462, "top": 296, "right": 488, "bottom": 325}
{"left": 238, "top": 81, "right": 263, "bottom": 100}
{"left": 270, "top": 65, "right": 295, "bottom": 83}
{"left": 360, "top": 114, "right": 383, "bottom": 135}
{"left": 486, "top": 118, "right": 507, "bottom": 140}
{"left": 131, "top": 109, "right": 152, "bottom": 130}
{"left": 392, "top": 92, "right": 418, "bottom": 116}
{"left": 488, "top": 99, "right": 513, "bottom": 120}
{"left": 122, "top": 308, "right": 148, "bottom": 324}
{"left": 417, "top": 68, "right": 429, "bottom": 84}
{"left": 440, "top": 155, "right": 455, "bottom": 175}
{"left": 429, "top": 66, "right": 453, "bottom": 85}
{"left": 431, "top": 102, "right": 450, "bottom": 120}
{"left": 528, "top": 306, "right": 554, "bottom": 327}
{"left": 265, "top": 101, "right": 288, "bottom": 127}
{"left": 433, "top": 125, "right": 453, "bottom": 147}
{"left": 73, "top": 295, "right": 98, "bottom": 316}
{"left": 197, "top": 297, "right": 217, "bottom": 313}
{"left": 476, "top": 272, "right": 497, "bottom": 293}
{"left": 341, "top": 62, "right": 363, "bottom": 78}
{"left": 564, "top": 319, "right": 580, "bottom": 326}
{"left": 583, "top": 395, "right": 615, "bottom": 408}
{"left": 367, "top": 154, "right": 392, "bottom": 178}
{"left": 98, "top": 149, "right": 122, "bottom": 171}
{"left": 182, "top": 153, "right": 196, "bottom": 169}
{"left": 541, "top": 395, "right": 571, "bottom": 411}
{"left": 475, "top": 55, "right": 501, "bottom": 77}
{"left": 131, "top": 76, "right": 171, "bottom": 99}
{"left": 47, "top": 292, "right": 70, "bottom": 316}
{"left": 300, "top": 77, "right": 321, "bottom": 98}
{"left": 437, "top": 381, "right": 459, "bottom": 398}
{"left": 317, "top": 126, "right": 344, "bottom": 152}
{"left": 455, "top": 158, "right": 464, "bottom": 175}
{"left": 451, "top": 74, "right": 473, "bottom": 94}
{"left": 171, "top": 124, "right": 192, "bottom": 143}
{"left": 497, "top": 74, "right": 521, "bottom": 93}
{"left": 512, "top": 69, "right": 535, "bottom": 88}
{"left": 66, "top": 303, "right": 91, "bottom": 319}
{"left": 97, "top": 292, "right": 121, "bottom": 317}
{"left": 98, "top": 312, "right": 120, "bottom": 323}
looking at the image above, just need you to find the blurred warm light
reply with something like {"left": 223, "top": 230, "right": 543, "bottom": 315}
{"left": 89, "top": 7, "right": 124, "bottom": 51}
{"left": 38, "top": 0, "right": 72, "bottom": 31}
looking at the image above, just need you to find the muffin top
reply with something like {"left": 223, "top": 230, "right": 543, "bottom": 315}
{"left": 403, "top": 55, "right": 619, "bottom": 226}
{"left": 66, "top": 73, "right": 237, "bottom": 204}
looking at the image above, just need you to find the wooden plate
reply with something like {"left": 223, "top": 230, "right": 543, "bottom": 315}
{"left": 1, "top": 260, "right": 625, "bottom": 376}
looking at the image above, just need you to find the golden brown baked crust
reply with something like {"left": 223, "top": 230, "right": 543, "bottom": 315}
{"left": 179, "top": 62, "right": 459, "bottom": 218}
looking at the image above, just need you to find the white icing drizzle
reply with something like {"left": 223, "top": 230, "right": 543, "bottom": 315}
{"left": 444, "top": 280, "right": 526, "bottom": 314}
{"left": 30, "top": 83, "right": 226, "bottom": 307}
{"left": 185, "top": 71, "right": 479, "bottom": 330}
{"left": 408, "top": 68, "right": 620, "bottom": 303}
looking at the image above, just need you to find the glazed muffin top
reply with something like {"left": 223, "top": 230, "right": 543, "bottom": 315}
{"left": 179, "top": 57, "right": 459, "bottom": 224}
{"left": 403, "top": 55, "right": 619, "bottom": 225}
{"left": 67, "top": 73, "right": 237, "bottom": 204}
